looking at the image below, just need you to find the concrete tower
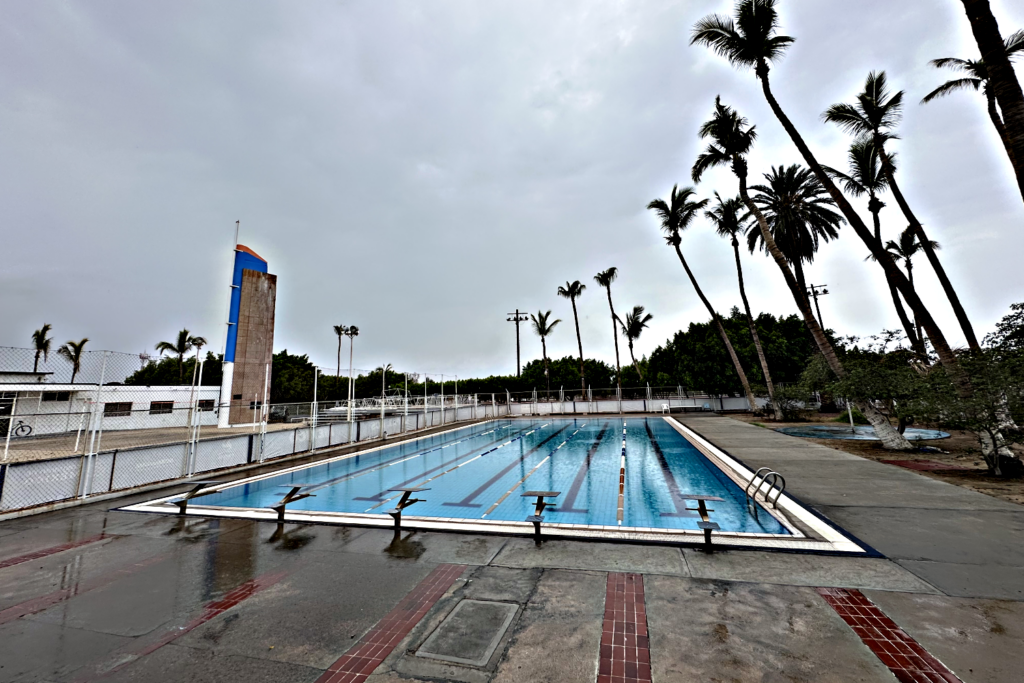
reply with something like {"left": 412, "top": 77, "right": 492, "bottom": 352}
{"left": 218, "top": 245, "right": 277, "bottom": 428}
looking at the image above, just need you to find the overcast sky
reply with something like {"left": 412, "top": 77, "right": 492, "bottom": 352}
{"left": 3, "top": 0, "right": 1023, "bottom": 379}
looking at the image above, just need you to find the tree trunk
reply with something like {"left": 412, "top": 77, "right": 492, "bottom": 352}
{"left": 628, "top": 340, "right": 645, "bottom": 382}
{"left": 960, "top": 0, "right": 1024, "bottom": 205}
{"left": 605, "top": 287, "right": 623, "bottom": 400}
{"left": 571, "top": 299, "right": 585, "bottom": 396}
{"left": 671, "top": 242, "right": 759, "bottom": 413}
{"left": 878, "top": 151, "right": 981, "bottom": 351}
{"left": 756, "top": 66, "right": 972, "bottom": 398}
{"left": 987, "top": 89, "right": 1016, "bottom": 167}
{"left": 871, "top": 206, "right": 923, "bottom": 355}
{"left": 732, "top": 238, "right": 783, "bottom": 420}
{"left": 336, "top": 336, "right": 341, "bottom": 377}
{"left": 542, "top": 337, "right": 550, "bottom": 395}
{"left": 737, "top": 169, "right": 914, "bottom": 450}
{"left": 33, "top": 352, "right": 40, "bottom": 373}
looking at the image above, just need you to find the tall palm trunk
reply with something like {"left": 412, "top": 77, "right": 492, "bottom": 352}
{"left": 730, "top": 236, "right": 782, "bottom": 420}
{"left": 960, "top": 0, "right": 1024, "bottom": 205}
{"left": 336, "top": 336, "right": 342, "bottom": 377}
{"left": 737, "top": 168, "right": 913, "bottom": 450}
{"left": 570, "top": 299, "right": 585, "bottom": 396}
{"left": 628, "top": 340, "right": 644, "bottom": 382}
{"left": 987, "top": 90, "right": 1017, "bottom": 167}
{"left": 871, "top": 203, "right": 923, "bottom": 355}
{"left": 876, "top": 150, "right": 981, "bottom": 351}
{"left": 670, "top": 240, "right": 758, "bottom": 413}
{"left": 604, "top": 288, "right": 623, "bottom": 400}
{"left": 755, "top": 65, "right": 971, "bottom": 399}
{"left": 906, "top": 261, "right": 924, "bottom": 348}
{"left": 542, "top": 337, "right": 550, "bottom": 395}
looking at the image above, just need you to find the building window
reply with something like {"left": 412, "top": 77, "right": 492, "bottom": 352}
{"left": 249, "top": 401, "right": 263, "bottom": 410}
{"left": 42, "top": 391, "right": 71, "bottom": 402}
{"left": 198, "top": 400, "right": 215, "bottom": 412}
{"left": 104, "top": 402, "right": 133, "bottom": 417}
{"left": 149, "top": 401, "right": 173, "bottom": 415}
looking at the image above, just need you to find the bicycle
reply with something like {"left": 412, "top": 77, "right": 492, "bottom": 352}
{"left": 11, "top": 420, "right": 32, "bottom": 438}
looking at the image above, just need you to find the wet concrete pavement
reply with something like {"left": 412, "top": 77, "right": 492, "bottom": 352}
{"left": 1, "top": 416, "right": 1022, "bottom": 682}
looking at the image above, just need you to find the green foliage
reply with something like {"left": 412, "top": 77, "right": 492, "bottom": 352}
{"left": 985, "top": 302, "right": 1024, "bottom": 351}
{"left": 647, "top": 308, "right": 818, "bottom": 394}
{"left": 832, "top": 407, "right": 870, "bottom": 425}
{"left": 124, "top": 352, "right": 223, "bottom": 387}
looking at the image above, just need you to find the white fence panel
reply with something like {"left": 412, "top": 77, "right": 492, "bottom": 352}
{"left": 88, "top": 452, "right": 115, "bottom": 494}
{"left": 0, "top": 458, "right": 82, "bottom": 510}
{"left": 294, "top": 428, "right": 310, "bottom": 453}
{"left": 261, "top": 430, "right": 295, "bottom": 460}
{"left": 111, "top": 444, "right": 184, "bottom": 490}
{"left": 194, "top": 436, "right": 249, "bottom": 473}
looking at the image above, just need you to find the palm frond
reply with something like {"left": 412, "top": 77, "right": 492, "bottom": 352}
{"left": 822, "top": 102, "right": 871, "bottom": 135}
{"left": 1005, "top": 29, "right": 1024, "bottom": 58}
{"left": 922, "top": 77, "right": 983, "bottom": 103}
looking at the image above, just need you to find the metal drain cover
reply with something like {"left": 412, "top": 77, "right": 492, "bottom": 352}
{"left": 416, "top": 600, "right": 518, "bottom": 667}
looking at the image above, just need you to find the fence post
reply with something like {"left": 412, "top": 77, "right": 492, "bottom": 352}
{"left": 2, "top": 394, "right": 17, "bottom": 462}
{"left": 82, "top": 352, "right": 109, "bottom": 498}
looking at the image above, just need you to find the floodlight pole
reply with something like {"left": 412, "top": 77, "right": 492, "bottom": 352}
{"left": 506, "top": 309, "right": 529, "bottom": 377}
{"left": 806, "top": 284, "right": 829, "bottom": 330}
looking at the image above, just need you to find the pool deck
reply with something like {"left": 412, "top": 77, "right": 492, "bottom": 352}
{"left": 1, "top": 415, "right": 1021, "bottom": 682}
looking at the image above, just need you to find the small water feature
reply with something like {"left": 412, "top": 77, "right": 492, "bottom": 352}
{"left": 776, "top": 425, "right": 950, "bottom": 441}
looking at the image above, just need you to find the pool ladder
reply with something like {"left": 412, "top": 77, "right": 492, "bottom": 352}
{"left": 744, "top": 467, "right": 786, "bottom": 521}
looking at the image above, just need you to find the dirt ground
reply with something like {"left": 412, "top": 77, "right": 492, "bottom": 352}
{"left": 729, "top": 413, "right": 1024, "bottom": 507}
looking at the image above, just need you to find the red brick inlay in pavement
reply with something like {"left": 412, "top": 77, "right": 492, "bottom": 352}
{"left": 0, "top": 552, "right": 168, "bottom": 626}
{"left": 316, "top": 563, "right": 466, "bottom": 683}
{"left": 880, "top": 460, "right": 971, "bottom": 472}
{"left": 599, "top": 572, "right": 651, "bottom": 683}
{"left": 818, "top": 587, "right": 963, "bottom": 683}
{"left": 0, "top": 533, "right": 112, "bottom": 570}
{"left": 82, "top": 569, "right": 291, "bottom": 681}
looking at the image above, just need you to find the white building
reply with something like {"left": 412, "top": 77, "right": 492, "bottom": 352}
{"left": 1, "top": 380, "right": 221, "bottom": 438}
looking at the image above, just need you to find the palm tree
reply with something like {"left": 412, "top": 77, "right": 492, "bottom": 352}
{"left": 823, "top": 141, "right": 922, "bottom": 355}
{"left": 156, "top": 329, "right": 208, "bottom": 384}
{"left": 647, "top": 184, "right": 758, "bottom": 413}
{"left": 690, "top": 96, "right": 912, "bottom": 449}
{"left": 530, "top": 310, "right": 561, "bottom": 395}
{"left": 692, "top": 1, "right": 967, "bottom": 398}
{"left": 556, "top": 281, "right": 587, "bottom": 396}
{"left": 957, "top": 0, "right": 1024, "bottom": 204}
{"left": 344, "top": 326, "right": 359, "bottom": 411}
{"left": 823, "top": 71, "right": 980, "bottom": 351}
{"left": 923, "top": 30, "right": 1024, "bottom": 167}
{"left": 333, "top": 324, "right": 346, "bottom": 377}
{"left": 594, "top": 268, "right": 623, "bottom": 399}
{"left": 57, "top": 338, "right": 89, "bottom": 384}
{"left": 619, "top": 306, "right": 653, "bottom": 382}
{"left": 32, "top": 323, "right": 53, "bottom": 373}
{"left": 883, "top": 228, "right": 942, "bottom": 347}
{"left": 706, "top": 193, "right": 782, "bottom": 419}
{"left": 747, "top": 164, "right": 844, "bottom": 300}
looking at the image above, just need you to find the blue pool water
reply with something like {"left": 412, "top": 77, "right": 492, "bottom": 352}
{"left": 198, "top": 419, "right": 788, "bottom": 535}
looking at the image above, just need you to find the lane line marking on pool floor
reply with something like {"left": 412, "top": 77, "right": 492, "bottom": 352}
{"left": 365, "top": 426, "right": 545, "bottom": 512}
{"left": 316, "top": 564, "right": 466, "bottom": 683}
{"left": 480, "top": 425, "right": 584, "bottom": 518}
{"left": 306, "top": 423, "right": 526, "bottom": 495}
{"left": 353, "top": 424, "right": 539, "bottom": 503}
{"left": 617, "top": 422, "right": 627, "bottom": 525}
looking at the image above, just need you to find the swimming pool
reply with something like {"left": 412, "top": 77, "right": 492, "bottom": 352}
{"left": 124, "top": 417, "right": 866, "bottom": 552}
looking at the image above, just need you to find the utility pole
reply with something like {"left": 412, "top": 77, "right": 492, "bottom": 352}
{"left": 806, "top": 284, "right": 829, "bottom": 330}
{"left": 506, "top": 309, "right": 528, "bottom": 377}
